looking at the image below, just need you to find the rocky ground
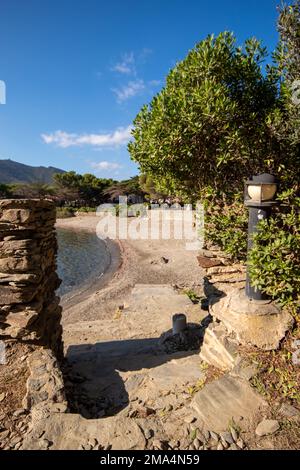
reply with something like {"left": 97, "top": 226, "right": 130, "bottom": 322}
{"left": 1, "top": 214, "right": 300, "bottom": 450}
{"left": 0, "top": 342, "right": 33, "bottom": 450}
{"left": 18, "top": 281, "right": 300, "bottom": 451}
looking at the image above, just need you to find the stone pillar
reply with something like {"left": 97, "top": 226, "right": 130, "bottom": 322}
{"left": 0, "top": 199, "right": 63, "bottom": 358}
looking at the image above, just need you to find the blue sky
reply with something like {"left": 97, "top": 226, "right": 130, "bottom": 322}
{"left": 0, "top": 0, "right": 283, "bottom": 180}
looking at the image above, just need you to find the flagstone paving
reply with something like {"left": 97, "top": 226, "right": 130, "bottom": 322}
{"left": 22, "top": 285, "right": 268, "bottom": 450}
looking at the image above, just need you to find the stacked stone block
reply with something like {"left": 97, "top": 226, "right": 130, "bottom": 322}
{"left": 197, "top": 245, "right": 246, "bottom": 290}
{"left": 0, "top": 199, "right": 62, "bottom": 358}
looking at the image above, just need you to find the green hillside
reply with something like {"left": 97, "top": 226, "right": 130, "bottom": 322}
{"left": 0, "top": 159, "right": 65, "bottom": 184}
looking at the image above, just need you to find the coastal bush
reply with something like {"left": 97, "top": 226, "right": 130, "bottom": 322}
{"left": 0, "top": 183, "right": 12, "bottom": 198}
{"left": 75, "top": 207, "right": 96, "bottom": 213}
{"left": 56, "top": 207, "right": 75, "bottom": 218}
{"left": 248, "top": 189, "right": 300, "bottom": 309}
{"left": 204, "top": 189, "right": 300, "bottom": 310}
{"left": 204, "top": 195, "right": 248, "bottom": 261}
{"left": 129, "top": 32, "right": 279, "bottom": 200}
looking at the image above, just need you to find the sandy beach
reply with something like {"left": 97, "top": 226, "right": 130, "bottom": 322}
{"left": 56, "top": 214, "right": 204, "bottom": 327}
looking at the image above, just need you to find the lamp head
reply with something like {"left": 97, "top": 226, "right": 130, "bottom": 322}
{"left": 245, "top": 173, "right": 278, "bottom": 207}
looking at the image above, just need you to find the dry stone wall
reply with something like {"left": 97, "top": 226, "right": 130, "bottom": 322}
{"left": 0, "top": 199, "right": 63, "bottom": 358}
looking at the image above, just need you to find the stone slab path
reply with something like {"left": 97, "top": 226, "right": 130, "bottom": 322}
{"left": 22, "top": 284, "right": 267, "bottom": 450}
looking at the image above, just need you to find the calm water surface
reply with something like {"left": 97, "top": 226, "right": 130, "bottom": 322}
{"left": 56, "top": 228, "right": 111, "bottom": 296}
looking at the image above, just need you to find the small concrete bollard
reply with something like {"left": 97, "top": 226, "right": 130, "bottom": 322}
{"left": 172, "top": 313, "right": 187, "bottom": 335}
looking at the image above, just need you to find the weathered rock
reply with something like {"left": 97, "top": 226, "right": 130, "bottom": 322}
{"left": 192, "top": 374, "right": 267, "bottom": 432}
{"left": 210, "top": 289, "right": 294, "bottom": 350}
{"left": 206, "top": 265, "right": 246, "bottom": 276}
{"left": 278, "top": 403, "right": 300, "bottom": 419}
{"left": 13, "top": 408, "right": 26, "bottom": 417}
{"left": 0, "top": 199, "right": 62, "bottom": 357}
{"left": 193, "top": 438, "right": 201, "bottom": 449}
{"left": 0, "top": 283, "right": 39, "bottom": 304}
{"left": 23, "top": 349, "right": 66, "bottom": 410}
{"left": 184, "top": 415, "right": 196, "bottom": 424}
{"left": 255, "top": 419, "right": 280, "bottom": 437}
{"left": 228, "top": 443, "right": 239, "bottom": 450}
{"left": 197, "top": 256, "right": 223, "bottom": 269}
{"left": 209, "top": 274, "right": 246, "bottom": 284}
{"left": 143, "top": 428, "right": 153, "bottom": 440}
{"left": 0, "top": 273, "right": 40, "bottom": 284}
{"left": 148, "top": 355, "right": 206, "bottom": 391}
{"left": 199, "top": 321, "right": 239, "bottom": 371}
{"left": 1, "top": 310, "right": 38, "bottom": 332}
{"left": 210, "top": 431, "right": 219, "bottom": 442}
{"left": 0, "top": 430, "right": 10, "bottom": 440}
{"left": 220, "top": 431, "right": 234, "bottom": 445}
{"left": 236, "top": 438, "right": 244, "bottom": 449}
{"left": 22, "top": 413, "right": 146, "bottom": 450}
{"left": 230, "top": 358, "right": 259, "bottom": 381}
{"left": 230, "top": 426, "right": 238, "bottom": 442}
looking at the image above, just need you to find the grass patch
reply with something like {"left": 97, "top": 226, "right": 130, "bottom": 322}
{"left": 183, "top": 289, "right": 202, "bottom": 304}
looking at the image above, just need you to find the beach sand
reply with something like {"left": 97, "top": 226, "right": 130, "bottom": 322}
{"left": 56, "top": 214, "right": 204, "bottom": 327}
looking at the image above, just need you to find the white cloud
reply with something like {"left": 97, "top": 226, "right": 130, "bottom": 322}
{"left": 149, "top": 79, "right": 162, "bottom": 87}
{"left": 111, "top": 52, "right": 135, "bottom": 75}
{"left": 89, "top": 161, "right": 122, "bottom": 171}
{"left": 41, "top": 125, "right": 132, "bottom": 149}
{"left": 139, "top": 48, "right": 153, "bottom": 61}
{"left": 112, "top": 79, "right": 145, "bottom": 102}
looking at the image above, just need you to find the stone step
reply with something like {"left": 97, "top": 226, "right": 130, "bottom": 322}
{"left": 22, "top": 412, "right": 146, "bottom": 450}
{"left": 192, "top": 374, "right": 267, "bottom": 433}
{"left": 63, "top": 285, "right": 199, "bottom": 349}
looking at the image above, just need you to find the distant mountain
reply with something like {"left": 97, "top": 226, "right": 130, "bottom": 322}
{"left": 0, "top": 159, "right": 65, "bottom": 184}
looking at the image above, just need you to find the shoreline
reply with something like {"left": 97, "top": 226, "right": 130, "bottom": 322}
{"left": 56, "top": 214, "right": 204, "bottom": 328}
{"left": 56, "top": 216, "right": 124, "bottom": 308}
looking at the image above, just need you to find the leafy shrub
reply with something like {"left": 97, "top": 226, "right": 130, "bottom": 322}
{"left": 129, "top": 32, "right": 279, "bottom": 200}
{"left": 248, "top": 189, "right": 300, "bottom": 308}
{"left": 204, "top": 195, "right": 248, "bottom": 261}
{"left": 56, "top": 207, "right": 75, "bottom": 218}
{"left": 75, "top": 207, "right": 96, "bottom": 213}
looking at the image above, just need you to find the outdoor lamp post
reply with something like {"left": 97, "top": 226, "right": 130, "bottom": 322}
{"left": 244, "top": 173, "right": 278, "bottom": 301}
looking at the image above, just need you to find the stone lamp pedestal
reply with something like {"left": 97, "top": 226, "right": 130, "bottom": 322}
{"left": 209, "top": 289, "right": 294, "bottom": 351}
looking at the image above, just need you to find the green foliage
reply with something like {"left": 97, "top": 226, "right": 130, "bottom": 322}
{"left": 275, "top": 1, "right": 300, "bottom": 86}
{"left": 183, "top": 289, "right": 202, "bottom": 304}
{"left": 56, "top": 207, "right": 75, "bottom": 218}
{"left": 103, "top": 176, "right": 144, "bottom": 201}
{"left": 139, "top": 174, "right": 166, "bottom": 200}
{"left": 0, "top": 183, "right": 12, "bottom": 198}
{"left": 0, "top": 158, "right": 64, "bottom": 184}
{"left": 268, "top": 1, "right": 300, "bottom": 186}
{"left": 53, "top": 171, "right": 116, "bottom": 205}
{"left": 75, "top": 207, "right": 96, "bottom": 213}
{"left": 248, "top": 189, "right": 300, "bottom": 307}
{"left": 9, "top": 182, "right": 54, "bottom": 198}
{"left": 129, "top": 32, "right": 279, "bottom": 200}
{"left": 249, "top": 344, "right": 300, "bottom": 406}
{"left": 205, "top": 195, "right": 248, "bottom": 260}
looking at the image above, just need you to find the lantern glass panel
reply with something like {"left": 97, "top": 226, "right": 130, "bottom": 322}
{"left": 261, "top": 184, "right": 277, "bottom": 201}
{"left": 247, "top": 185, "right": 262, "bottom": 202}
{"left": 248, "top": 183, "right": 277, "bottom": 202}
